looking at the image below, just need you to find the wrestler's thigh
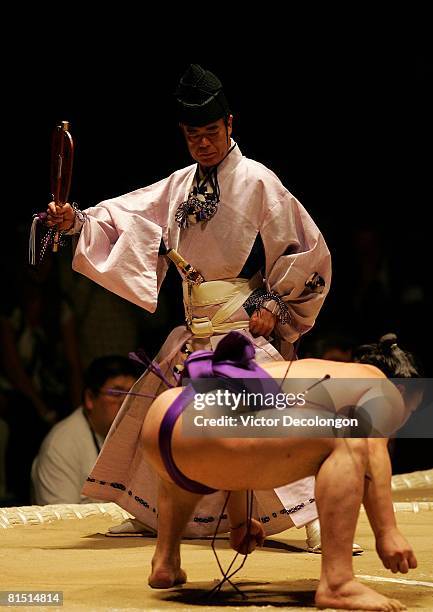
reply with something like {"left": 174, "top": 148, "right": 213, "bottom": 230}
{"left": 141, "top": 388, "right": 184, "bottom": 480}
{"left": 173, "top": 436, "right": 335, "bottom": 491}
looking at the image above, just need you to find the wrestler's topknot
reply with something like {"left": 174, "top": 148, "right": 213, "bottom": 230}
{"left": 353, "top": 333, "right": 421, "bottom": 378}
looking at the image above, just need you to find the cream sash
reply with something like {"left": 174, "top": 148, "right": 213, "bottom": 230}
{"left": 182, "top": 272, "right": 262, "bottom": 338}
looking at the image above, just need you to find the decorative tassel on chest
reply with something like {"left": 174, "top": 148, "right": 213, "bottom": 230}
{"left": 175, "top": 166, "right": 221, "bottom": 229}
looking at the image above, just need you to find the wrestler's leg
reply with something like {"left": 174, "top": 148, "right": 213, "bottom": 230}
{"left": 149, "top": 477, "right": 202, "bottom": 588}
{"left": 315, "top": 439, "right": 405, "bottom": 611}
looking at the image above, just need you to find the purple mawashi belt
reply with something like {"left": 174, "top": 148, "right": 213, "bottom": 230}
{"left": 158, "top": 331, "right": 277, "bottom": 495}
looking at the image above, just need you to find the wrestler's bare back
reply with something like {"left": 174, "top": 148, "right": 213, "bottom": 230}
{"left": 142, "top": 359, "right": 403, "bottom": 491}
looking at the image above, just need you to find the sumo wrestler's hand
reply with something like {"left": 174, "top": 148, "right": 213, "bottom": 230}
{"left": 376, "top": 527, "right": 417, "bottom": 574}
{"left": 230, "top": 518, "right": 265, "bottom": 555}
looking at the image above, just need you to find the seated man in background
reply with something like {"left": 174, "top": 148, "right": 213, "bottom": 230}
{"left": 31, "top": 355, "right": 142, "bottom": 505}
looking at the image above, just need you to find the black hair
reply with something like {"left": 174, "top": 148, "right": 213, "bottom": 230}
{"left": 83, "top": 355, "right": 144, "bottom": 397}
{"left": 353, "top": 333, "right": 421, "bottom": 378}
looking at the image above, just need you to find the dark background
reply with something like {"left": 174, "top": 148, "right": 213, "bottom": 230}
{"left": 1, "top": 50, "right": 432, "bottom": 478}
{"left": 5, "top": 55, "right": 431, "bottom": 346}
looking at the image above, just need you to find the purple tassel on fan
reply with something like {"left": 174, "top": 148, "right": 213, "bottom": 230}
{"left": 104, "top": 388, "right": 157, "bottom": 400}
{"left": 129, "top": 349, "right": 175, "bottom": 389}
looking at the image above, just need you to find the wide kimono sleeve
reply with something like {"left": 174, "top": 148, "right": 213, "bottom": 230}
{"left": 71, "top": 177, "right": 174, "bottom": 313}
{"left": 261, "top": 185, "right": 332, "bottom": 344}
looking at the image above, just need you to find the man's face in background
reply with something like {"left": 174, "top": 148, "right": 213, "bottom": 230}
{"left": 85, "top": 374, "right": 136, "bottom": 437}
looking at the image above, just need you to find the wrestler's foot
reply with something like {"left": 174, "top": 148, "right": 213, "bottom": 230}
{"left": 316, "top": 579, "right": 406, "bottom": 610}
{"left": 149, "top": 560, "right": 187, "bottom": 589}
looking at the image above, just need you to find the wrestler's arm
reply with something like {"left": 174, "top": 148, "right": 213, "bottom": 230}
{"left": 363, "top": 438, "right": 417, "bottom": 573}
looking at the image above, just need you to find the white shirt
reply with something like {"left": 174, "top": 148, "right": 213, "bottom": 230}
{"left": 31, "top": 408, "right": 104, "bottom": 505}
